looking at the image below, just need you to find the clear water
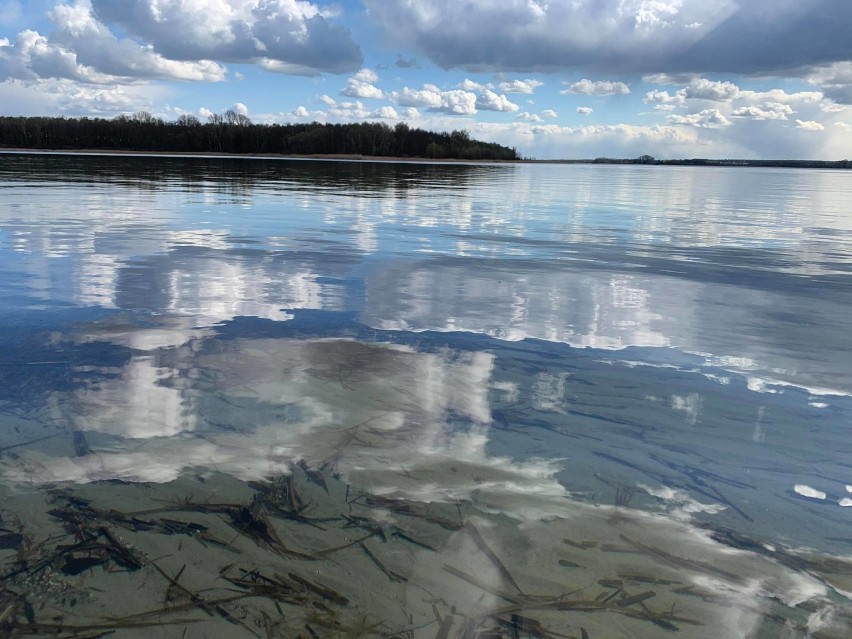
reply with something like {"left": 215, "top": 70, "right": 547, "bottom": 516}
{"left": 0, "top": 153, "right": 851, "bottom": 637}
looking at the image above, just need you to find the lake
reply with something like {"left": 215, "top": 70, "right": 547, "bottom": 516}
{"left": 0, "top": 152, "right": 850, "bottom": 637}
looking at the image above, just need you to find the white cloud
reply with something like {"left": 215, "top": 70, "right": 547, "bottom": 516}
{"left": 735, "top": 89, "right": 822, "bottom": 106}
{"left": 91, "top": 0, "right": 363, "bottom": 75}
{"left": 795, "top": 119, "right": 824, "bottom": 131}
{"left": 681, "top": 78, "right": 739, "bottom": 101}
{"left": 459, "top": 78, "right": 487, "bottom": 91}
{"left": 562, "top": 79, "right": 630, "bottom": 96}
{"left": 373, "top": 105, "right": 399, "bottom": 119}
{"left": 353, "top": 68, "right": 378, "bottom": 84}
{"left": 644, "top": 89, "right": 685, "bottom": 108}
{"left": 516, "top": 112, "right": 542, "bottom": 122}
{"left": 576, "top": 106, "right": 593, "bottom": 115}
{"left": 667, "top": 108, "right": 732, "bottom": 128}
{"left": 730, "top": 102, "right": 793, "bottom": 121}
{"left": 392, "top": 84, "right": 444, "bottom": 108}
{"left": 541, "top": 109, "right": 558, "bottom": 118}
{"left": 391, "top": 84, "right": 478, "bottom": 115}
{"left": 317, "top": 94, "right": 336, "bottom": 106}
{"left": 498, "top": 78, "right": 543, "bottom": 94}
{"left": 476, "top": 89, "right": 519, "bottom": 112}
{"left": 0, "top": 6, "right": 226, "bottom": 84}
{"left": 438, "top": 89, "right": 478, "bottom": 115}
{"left": 230, "top": 102, "right": 249, "bottom": 116}
{"left": 264, "top": 101, "right": 418, "bottom": 125}
{"left": 328, "top": 99, "right": 370, "bottom": 119}
{"left": 644, "top": 80, "right": 737, "bottom": 112}
{"left": 835, "top": 122, "right": 851, "bottom": 131}
{"left": 340, "top": 67, "right": 384, "bottom": 99}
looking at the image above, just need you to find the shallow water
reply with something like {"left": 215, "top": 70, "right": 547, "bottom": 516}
{"left": 0, "top": 153, "right": 851, "bottom": 637}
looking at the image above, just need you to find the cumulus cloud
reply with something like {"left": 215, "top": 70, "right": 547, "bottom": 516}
{"left": 516, "top": 112, "right": 542, "bottom": 122}
{"left": 91, "top": 0, "right": 362, "bottom": 75}
{"left": 393, "top": 84, "right": 444, "bottom": 108}
{"left": 576, "top": 106, "right": 593, "bottom": 115}
{"left": 0, "top": 4, "right": 225, "bottom": 83}
{"left": 266, "top": 101, "right": 419, "bottom": 125}
{"left": 681, "top": 78, "right": 739, "bottom": 101}
{"left": 643, "top": 79, "right": 737, "bottom": 115}
{"left": 373, "top": 105, "right": 399, "bottom": 119}
{"left": 644, "top": 89, "right": 686, "bottom": 110}
{"left": 476, "top": 89, "right": 519, "bottom": 112}
{"left": 730, "top": 103, "right": 794, "bottom": 121}
{"left": 498, "top": 78, "right": 543, "bottom": 94}
{"left": 328, "top": 99, "right": 371, "bottom": 119}
{"left": 541, "top": 109, "right": 558, "bottom": 118}
{"left": 392, "top": 84, "right": 521, "bottom": 115}
{"left": 353, "top": 68, "right": 378, "bottom": 83}
{"left": 391, "top": 84, "right": 478, "bottom": 115}
{"left": 562, "top": 79, "right": 630, "bottom": 96}
{"left": 796, "top": 119, "right": 825, "bottom": 131}
{"left": 363, "top": 0, "right": 852, "bottom": 76}
{"left": 437, "top": 90, "right": 478, "bottom": 115}
{"left": 340, "top": 68, "right": 384, "bottom": 99}
{"left": 667, "top": 108, "right": 732, "bottom": 128}
{"left": 459, "top": 78, "right": 487, "bottom": 91}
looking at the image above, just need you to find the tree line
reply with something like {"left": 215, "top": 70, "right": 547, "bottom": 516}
{"left": 586, "top": 155, "right": 850, "bottom": 169}
{"left": 0, "top": 111, "right": 519, "bottom": 161}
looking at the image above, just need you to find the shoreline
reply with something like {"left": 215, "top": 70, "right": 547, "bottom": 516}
{"left": 0, "top": 147, "right": 518, "bottom": 165}
{"left": 1, "top": 147, "right": 848, "bottom": 169}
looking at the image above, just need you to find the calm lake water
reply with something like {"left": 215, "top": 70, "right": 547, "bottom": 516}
{"left": 0, "top": 153, "right": 851, "bottom": 637}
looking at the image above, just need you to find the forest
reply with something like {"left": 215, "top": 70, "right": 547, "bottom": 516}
{"left": 0, "top": 112, "right": 519, "bottom": 161}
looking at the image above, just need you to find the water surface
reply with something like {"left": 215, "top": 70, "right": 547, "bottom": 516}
{"left": 0, "top": 153, "right": 851, "bottom": 638}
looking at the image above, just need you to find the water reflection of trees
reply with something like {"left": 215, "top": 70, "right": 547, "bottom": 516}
{"left": 0, "top": 152, "right": 511, "bottom": 200}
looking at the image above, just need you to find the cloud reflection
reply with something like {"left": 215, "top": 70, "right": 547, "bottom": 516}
{"left": 6, "top": 332, "right": 565, "bottom": 507}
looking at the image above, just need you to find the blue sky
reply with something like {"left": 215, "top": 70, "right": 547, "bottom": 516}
{"left": 1, "top": 0, "right": 851, "bottom": 159}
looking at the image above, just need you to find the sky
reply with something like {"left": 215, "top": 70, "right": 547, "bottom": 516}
{"left": 0, "top": 0, "right": 851, "bottom": 159}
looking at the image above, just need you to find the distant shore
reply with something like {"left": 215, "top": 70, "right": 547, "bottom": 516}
{"left": 1, "top": 148, "right": 848, "bottom": 169}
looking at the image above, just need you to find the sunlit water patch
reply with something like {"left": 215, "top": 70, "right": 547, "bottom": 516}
{"left": 1, "top": 153, "right": 851, "bottom": 637}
